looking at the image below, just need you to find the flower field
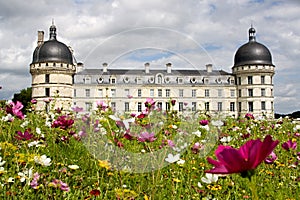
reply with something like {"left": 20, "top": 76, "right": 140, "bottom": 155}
{"left": 0, "top": 99, "right": 299, "bottom": 199}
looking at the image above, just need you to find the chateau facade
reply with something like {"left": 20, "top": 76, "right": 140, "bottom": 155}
{"left": 30, "top": 24, "right": 275, "bottom": 118}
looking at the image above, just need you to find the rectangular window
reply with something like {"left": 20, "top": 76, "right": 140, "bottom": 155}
{"left": 98, "top": 89, "right": 103, "bottom": 97}
{"left": 111, "top": 89, "right": 116, "bottom": 97}
{"left": 150, "top": 89, "right": 154, "bottom": 97}
{"left": 261, "top": 101, "right": 266, "bottom": 110}
{"left": 217, "top": 102, "right": 222, "bottom": 111}
{"left": 85, "top": 102, "right": 91, "bottom": 111}
{"left": 125, "top": 102, "right": 129, "bottom": 112}
{"left": 192, "top": 89, "right": 196, "bottom": 98}
{"left": 248, "top": 102, "right": 253, "bottom": 112}
{"left": 261, "top": 76, "right": 265, "bottom": 84}
{"left": 192, "top": 102, "right": 196, "bottom": 111}
{"left": 205, "top": 102, "right": 210, "bottom": 111}
{"left": 138, "top": 102, "right": 142, "bottom": 112}
{"left": 138, "top": 89, "right": 142, "bottom": 97}
{"left": 111, "top": 78, "right": 116, "bottom": 84}
{"left": 230, "top": 102, "right": 235, "bottom": 111}
{"left": 45, "top": 88, "right": 50, "bottom": 97}
{"left": 74, "top": 89, "right": 76, "bottom": 97}
{"left": 166, "top": 89, "right": 170, "bottom": 97}
{"left": 179, "top": 102, "right": 183, "bottom": 112}
{"left": 261, "top": 88, "right": 265, "bottom": 97}
{"left": 111, "top": 102, "right": 116, "bottom": 110}
{"left": 238, "top": 102, "right": 242, "bottom": 112}
{"left": 238, "top": 89, "right": 242, "bottom": 97}
{"left": 248, "top": 89, "right": 253, "bottom": 97}
{"left": 158, "top": 89, "right": 162, "bottom": 97}
{"left": 179, "top": 89, "right": 184, "bottom": 97}
{"left": 45, "top": 74, "right": 50, "bottom": 83}
{"left": 205, "top": 89, "right": 210, "bottom": 97}
{"left": 218, "top": 89, "right": 223, "bottom": 97}
{"left": 157, "top": 102, "right": 162, "bottom": 109}
{"left": 248, "top": 76, "right": 253, "bottom": 85}
{"left": 85, "top": 89, "right": 90, "bottom": 97}
{"left": 230, "top": 89, "right": 235, "bottom": 97}
{"left": 238, "top": 77, "right": 241, "bottom": 85}
{"left": 125, "top": 89, "right": 129, "bottom": 96}
{"left": 166, "top": 102, "right": 170, "bottom": 111}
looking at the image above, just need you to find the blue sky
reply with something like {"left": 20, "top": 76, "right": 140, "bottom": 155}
{"left": 0, "top": 0, "right": 300, "bottom": 114}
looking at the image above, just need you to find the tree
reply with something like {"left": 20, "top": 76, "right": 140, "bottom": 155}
{"left": 12, "top": 87, "right": 32, "bottom": 112}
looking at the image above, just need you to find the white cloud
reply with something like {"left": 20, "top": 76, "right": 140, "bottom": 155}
{"left": 0, "top": 0, "right": 300, "bottom": 113}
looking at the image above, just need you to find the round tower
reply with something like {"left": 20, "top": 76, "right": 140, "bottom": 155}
{"left": 30, "top": 22, "right": 76, "bottom": 111}
{"left": 232, "top": 26, "right": 275, "bottom": 118}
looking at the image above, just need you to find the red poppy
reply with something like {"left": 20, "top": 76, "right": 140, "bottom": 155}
{"left": 206, "top": 135, "right": 279, "bottom": 175}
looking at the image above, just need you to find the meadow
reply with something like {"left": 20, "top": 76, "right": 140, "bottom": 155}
{"left": 0, "top": 98, "right": 299, "bottom": 199}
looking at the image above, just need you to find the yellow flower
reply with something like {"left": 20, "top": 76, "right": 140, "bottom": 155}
{"left": 172, "top": 178, "right": 181, "bottom": 183}
{"left": 207, "top": 184, "right": 222, "bottom": 190}
{"left": 98, "top": 160, "right": 111, "bottom": 170}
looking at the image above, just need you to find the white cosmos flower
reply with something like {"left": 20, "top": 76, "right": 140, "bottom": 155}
{"left": 18, "top": 168, "right": 33, "bottom": 183}
{"left": 177, "top": 159, "right": 185, "bottom": 165}
{"left": 68, "top": 165, "right": 80, "bottom": 170}
{"left": 36, "top": 127, "right": 41, "bottom": 134}
{"left": 34, "top": 155, "right": 51, "bottom": 166}
{"left": 165, "top": 153, "right": 180, "bottom": 163}
{"left": 28, "top": 141, "right": 42, "bottom": 147}
{"left": 201, "top": 173, "right": 219, "bottom": 184}
{"left": 211, "top": 120, "right": 223, "bottom": 127}
{"left": 192, "top": 130, "right": 202, "bottom": 137}
{"left": 0, "top": 157, "right": 6, "bottom": 166}
{"left": 220, "top": 136, "right": 232, "bottom": 143}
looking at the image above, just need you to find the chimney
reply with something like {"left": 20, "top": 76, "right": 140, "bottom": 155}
{"left": 145, "top": 62, "right": 150, "bottom": 73}
{"left": 76, "top": 62, "right": 84, "bottom": 73}
{"left": 166, "top": 63, "right": 172, "bottom": 73}
{"left": 206, "top": 64, "right": 212, "bottom": 73}
{"left": 102, "top": 63, "right": 108, "bottom": 73}
{"left": 37, "top": 31, "right": 44, "bottom": 46}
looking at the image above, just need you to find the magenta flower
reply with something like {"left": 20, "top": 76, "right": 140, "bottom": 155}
{"left": 205, "top": 135, "right": 279, "bottom": 175}
{"left": 30, "top": 99, "right": 37, "bottom": 104}
{"left": 282, "top": 140, "right": 297, "bottom": 151}
{"left": 245, "top": 113, "right": 254, "bottom": 120}
{"left": 51, "top": 179, "right": 70, "bottom": 192}
{"left": 15, "top": 130, "right": 33, "bottom": 141}
{"left": 199, "top": 119, "right": 209, "bottom": 126}
{"left": 96, "top": 100, "right": 108, "bottom": 111}
{"left": 144, "top": 98, "right": 155, "bottom": 109}
{"left": 72, "top": 106, "right": 83, "bottom": 113}
{"left": 6, "top": 101, "right": 24, "bottom": 119}
{"left": 30, "top": 172, "right": 40, "bottom": 189}
{"left": 264, "top": 151, "right": 277, "bottom": 164}
{"left": 52, "top": 115, "right": 74, "bottom": 130}
{"left": 191, "top": 142, "right": 203, "bottom": 154}
{"left": 138, "top": 132, "right": 157, "bottom": 142}
{"left": 170, "top": 99, "right": 176, "bottom": 106}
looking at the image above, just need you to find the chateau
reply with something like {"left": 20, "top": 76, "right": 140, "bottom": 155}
{"left": 29, "top": 23, "right": 275, "bottom": 118}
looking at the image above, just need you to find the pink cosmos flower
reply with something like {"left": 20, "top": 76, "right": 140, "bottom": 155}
{"left": 199, "top": 120, "right": 209, "bottom": 126}
{"left": 30, "top": 99, "right": 37, "bottom": 104}
{"left": 51, "top": 179, "right": 70, "bottom": 192}
{"left": 96, "top": 100, "right": 108, "bottom": 111}
{"left": 30, "top": 172, "right": 40, "bottom": 189}
{"left": 52, "top": 115, "right": 74, "bottom": 130}
{"left": 6, "top": 101, "right": 24, "bottom": 119}
{"left": 191, "top": 142, "right": 203, "bottom": 154}
{"left": 245, "top": 113, "right": 254, "bottom": 120}
{"left": 15, "top": 130, "right": 33, "bottom": 141}
{"left": 138, "top": 132, "right": 157, "bottom": 142}
{"left": 264, "top": 151, "right": 277, "bottom": 164}
{"left": 144, "top": 98, "right": 155, "bottom": 109}
{"left": 282, "top": 140, "right": 297, "bottom": 151}
{"left": 72, "top": 106, "right": 83, "bottom": 113}
{"left": 205, "top": 135, "right": 279, "bottom": 175}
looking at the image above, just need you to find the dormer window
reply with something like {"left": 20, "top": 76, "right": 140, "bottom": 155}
{"left": 177, "top": 77, "right": 183, "bottom": 84}
{"left": 110, "top": 77, "right": 116, "bottom": 84}
{"left": 84, "top": 76, "right": 91, "bottom": 84}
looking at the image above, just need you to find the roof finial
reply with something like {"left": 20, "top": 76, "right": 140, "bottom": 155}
{"left": 248, "top": 23, "right": 256, "bottom": 42}
{"left": 49, "top": 19, "right": 57, "bottom": 40}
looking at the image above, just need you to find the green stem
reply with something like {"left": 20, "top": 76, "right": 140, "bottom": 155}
{"left": 249, "top": 175, "right": 258, "bottom": 200}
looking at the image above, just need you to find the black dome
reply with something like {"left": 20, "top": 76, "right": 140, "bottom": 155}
{"left": 234, "top": 27, "right": 272, "bottom": 66}
{"left": 32, "top": 24, "right": 73, "bottom": 64}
